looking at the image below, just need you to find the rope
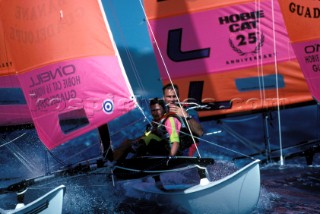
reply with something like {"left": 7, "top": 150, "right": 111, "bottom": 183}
{"left": 220, "top": 123, "right": 261, "bottom": 152}
{"left": 0, "top": 133, "right": 26, "bottom": 148}
{"left": 1, "top": 133, "right": 40, "bottom": 173}
{"left": 317, "top": 103, "right": 320, "bottom": 140}
{"left": 104, "top": 0, "right": 150, "bottom": 110}
{"left": 46, "top": 148, "right": 66, "bottom": 167}
{"left": 222, "top": 115, "right": 259, "bottom": 123}
{"left": 138, "top": 0, "right": 201, "bottom": 157}
{"left": 271, "top": 0, "right": 284, "bottom": 165}
{"left": 255, "top": 0, "right": 266, "bottom": 106}
{"left": 200, "top": 137, "right": 257, "bottom": 160}
{"left": 113, "top": 163, "right": 207, "bottom": 175}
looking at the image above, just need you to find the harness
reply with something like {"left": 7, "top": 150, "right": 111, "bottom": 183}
{"left": 156, "top": 112, "right": 193, "bottom": 152}
{"left": 160, "top": 112, "right": 186, "bottom": 127}
{"left": 156, "top": 112, "right": 183, "bottom": 136}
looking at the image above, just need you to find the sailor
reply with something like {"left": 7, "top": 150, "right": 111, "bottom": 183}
{"left": 113, "top": 98, "right": 182, "bottom": 160}
{"left": 141, "top": 98, "right": 193, "bottom": 157}
{"left": 162, "top": 83, "right": 204, "bottom": 156}
{"left": 141, "top": 98, "right": 182, "bottom": 156}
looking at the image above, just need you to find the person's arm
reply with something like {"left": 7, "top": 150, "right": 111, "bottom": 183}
{"left": 165, "top": 116, "right": 181, "bottom": 156}
{"left": 170, "top": 105, "right": 204, "bottom": 137}
{"left": 170, "top": 142, "right": 179, "bottom": 156}
{"left": 185, "top": 116, "right": 204, "bottom": 137}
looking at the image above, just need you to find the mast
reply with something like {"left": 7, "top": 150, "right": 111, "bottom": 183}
{"left": 98, "top": 124, "right": 113, "bottom": 162}
{"left": 262, "top": 112, "right": 271, "bottom": 163}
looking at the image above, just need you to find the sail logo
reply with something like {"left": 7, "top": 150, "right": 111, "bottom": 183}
{"left": 0, "top": 60, "right": 13, "bottom": 69}
{"left": 29, "top": 64, "right": 76, "bottom": 87}
{"left": 228, "top": 33, "right": 264, "bottom": 56}
{"left": 304, "top": 43, "right": 320, "bottom": 54}
{"left": 218, "top": 9, "right": 277, "bottom": 66}
{"left": 167, "top": 28, "right": 210, "bottom": 62}
{"left": 103, "top": 99, "right": 114, "bottom": 114}
{"left": 288, "top": 3, "right": 320, "bottom": 18}
{"left": 301, "top": 43, "right": 320, "bottom": 72}
{"left": 219, "top": 10, "right": 265, "bottom": 57}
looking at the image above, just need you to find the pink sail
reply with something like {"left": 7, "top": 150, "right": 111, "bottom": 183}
{"left": 0, "top": 17, "right": 32, "bottom": 125}
{"left": 279, "top": 0, "right": 320, "bottom": 102}
{"left": 0, "top": 0, "right": 135, "bottom": 149}
{"left": 144, "top": 0, "right": 313, "bottom": 117}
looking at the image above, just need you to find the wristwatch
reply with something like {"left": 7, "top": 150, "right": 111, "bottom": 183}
{"left": 186, "top": 115, "right": 193, "bottom": 120}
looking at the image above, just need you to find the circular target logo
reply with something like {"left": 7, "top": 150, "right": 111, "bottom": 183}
{"left": 103, "top": 99, "right": 114, "bottom": 114}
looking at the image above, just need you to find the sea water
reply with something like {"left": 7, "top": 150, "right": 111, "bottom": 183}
{"left": 1, "top": 105, "right": 320, "bottom": 213}
{"left": 1, "top": 148, "right": 319, "bottom": 213}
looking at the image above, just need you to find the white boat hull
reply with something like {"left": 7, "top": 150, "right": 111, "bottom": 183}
{"left": 128, "top": 160, "right": 260, "bottom": 214}
{"left": 0, "top": 185, "right": 66, "bottom": 214}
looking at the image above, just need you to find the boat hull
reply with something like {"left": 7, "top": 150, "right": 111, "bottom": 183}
{"left": 113, "top": 156, "right": 214, "bottom": 179}
{"left": 127, "top": 160, "right": 260, "bottom": 214}
{"left": 0, "top": 185, "right": 65, "bottom": 214}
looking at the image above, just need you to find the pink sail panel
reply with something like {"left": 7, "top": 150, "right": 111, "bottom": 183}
{"left": 145, "top": 0, "right": 313, "bottom": 117}
{"left": 0, "top": 0, "right": 136, "bottom": 149}
{"left": 0, "top": 17, "right": 32, "bottom": 125}
{"left": 0, "top": 75, "right": 32, "bottom": 125}
{"left": 279, "top": 0, "right": 320, "bottom": 101}
{"left": 292, "top": 41, "right": 320, "bottom": 102}
{"left": 144, "top": 0, "right": 254, "bottom": 20}
{"left": 148, "top": 0, "right": 295, "bottom": 79}
{"left": 18, "top": 56, "right": 135, "bottom": 149}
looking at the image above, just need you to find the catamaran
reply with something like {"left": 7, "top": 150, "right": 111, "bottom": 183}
{"left": 0, "top": 0, "right": 319, "bottom": 213}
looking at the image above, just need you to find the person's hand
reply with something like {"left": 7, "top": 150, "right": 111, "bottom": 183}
{"left": 169, "top": 104, "right": 188, "bottom": 118}
{"left": 168, "top": 103, "right": 177, "bottom": 113}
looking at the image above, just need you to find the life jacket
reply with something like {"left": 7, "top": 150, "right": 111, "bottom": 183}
{"left": 134, "top": 123, "right": 170, "bottom": 156}
{"left": 156, "top": 112, "right": 194, "bottom": 153}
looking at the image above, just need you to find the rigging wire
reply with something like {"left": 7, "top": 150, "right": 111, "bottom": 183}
{"left": 103, "top": 0, "right": 159, "bottom": 133}
{"left": 0, "top": 133, "right": 40, "bottom": 173}
{"left": 219, "top": 123, "right": 261, "bottom": 152}
{"left": 45, "top": 148, "right": 66, "bottom": 168}
{"left": 317, "top": 102, "right": 320, "bottom": 141}
{"left": 1, "top": 132, "right": 67, "bottom": 174}
{"left": 50, "top": 109, "right": 152, "bottom": 169}
{"left": 271, "top": 0, "right": 284, "bottom": 165}
{"left": 110, "top": 115, "right": 150, "bottom": 138}
{"left": 254, "top": 0, "right": 275, "bottom": 164}
{"left": 48, "top": 109, "right": 151, "bottom": 168}
{"left": 150, "top": 118, "right": 257, "bottom": 159}
{"left": 222, "top": 115, "right": 259, "bottom": 123}
{"left": 255, "top": 0, "right": 266, "bottom": 105}
{"left": 0, "top": 132, "right": 26, "bottom": 148}
{"left": 200, "top": 137, "right": 258, "bottom": 161}
{"left": 138, "top": 0, "right": 201, "bottom": 158}
{"left": 253, "top": 0, "right": 284, "bottom": 164}
{"left": 104, "top": 0, "right": 150, "bottom": 109}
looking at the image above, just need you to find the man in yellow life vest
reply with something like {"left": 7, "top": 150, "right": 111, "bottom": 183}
{"left": 113, "top": 98, "right": 183, "bottom": 161}
{"left": 143, "top": 98, "right": 182, "bottom": 156}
